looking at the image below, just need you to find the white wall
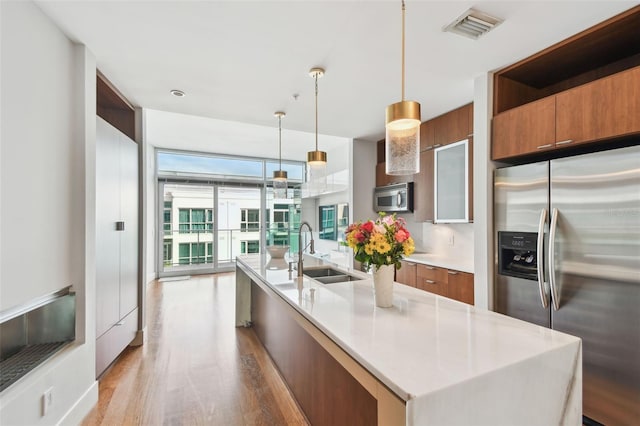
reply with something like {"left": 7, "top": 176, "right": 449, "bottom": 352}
{"left": 472, "top": 73, "right": 494, "bottom": 310}
{"left": 0, "top": 1, "right": 98, "bottom": 424}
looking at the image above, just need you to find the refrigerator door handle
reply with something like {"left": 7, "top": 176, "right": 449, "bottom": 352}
{"left": 548, "top": 207, "right": 560, "bottom": 311}
{"left": 536, "top": 208, "right": 549, "bottom": 309}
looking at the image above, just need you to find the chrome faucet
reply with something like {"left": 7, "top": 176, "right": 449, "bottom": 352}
{"left": 297, "top": 221, "right": 315, "bottom": 277}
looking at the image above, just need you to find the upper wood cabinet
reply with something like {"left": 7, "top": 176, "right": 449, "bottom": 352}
{"left": 433, "top": 103, "right": 473, "bottom": 147}
{"left": 413, "top": 149, "right": 434, "bottom": 222}
{"left": 492, "top": 97, "right": 556, "bottom": 160}
{"left": 420, "top": 119, "right": 436, "bottom": 151}
{"left": 492, "top": 66, "right": 640, "bottom": 160}
{"left": 492, "top": 7, "right": 640, "bottom": 161}
{"left": 556, "top": 66, "right": 640, "bottom": 145}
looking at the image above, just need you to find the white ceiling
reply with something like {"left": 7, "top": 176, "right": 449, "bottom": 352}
{"left": 36, "top": 0, "right": 637, "bottom": 142}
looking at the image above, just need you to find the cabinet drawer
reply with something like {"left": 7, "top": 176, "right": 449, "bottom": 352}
{"left": 416, "top": 264, "right": 446, "bottom": 281}
{"left": 416, "top": 279, "right": 448, "bottom": 297}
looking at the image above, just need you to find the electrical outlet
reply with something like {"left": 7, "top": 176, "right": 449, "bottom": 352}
{"left": 42, "top": 387, "right": 53, "bottom": 416}
{"left": 448, "top": 234, "right": 455, "bottom": 246}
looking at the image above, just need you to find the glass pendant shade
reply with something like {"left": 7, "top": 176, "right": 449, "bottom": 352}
{"left": 272, "top": 170, "right": 288, "bottom": 199}
{"left": 385, "top": 100, "right": 421, "bottom": 175}
{"left": 273, "top": 111, "right": 288, "bottom": 199}
{"left": 307, "top": 160, "right": 327, "bottom": 193}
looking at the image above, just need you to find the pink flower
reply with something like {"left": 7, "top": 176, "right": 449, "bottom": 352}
{"left": 395, "top": 229, "right": 409, "bottom": 243}
{"left": 382, "top": 215, "right": 394, "bottom": 226}
{"left": 374, "top": 224, "right": 386, "bottom": 234}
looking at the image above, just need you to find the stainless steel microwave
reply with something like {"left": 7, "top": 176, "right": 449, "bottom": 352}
{"left": 373, "top": 182, "right": 413, "bottom": 212}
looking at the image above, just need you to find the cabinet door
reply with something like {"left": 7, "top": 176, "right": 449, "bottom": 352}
{"left": 396, "top": 261, "right": 416, "bottom": 287}
{"left": 375, "top": 162, "right": 392, "bottom": 187}
{"left": 119, "top": 136, "right": 139, "bottom": 317}
{"left": 492, "top": 96, "right": 556, "bottom": 160}
{"left": 434, "top": 140, "right": 469, "bottom": 223}
{"left": 414, "top": 149, "right": 434, "bottom": 222}
{"left": 376, "top": 162, "right": 413, "bottom": 187}
{"left": 434, "top": 103, "right": 473, "bottom": 147}
{"left": 96, "top": 118, "right": 122, "bottom": 337}
{"left": 556, "top": 66, "right": 640, "bottom": 146}
{"left": 420, "top": 120, "right": 436, "bottom": 151}
{"left": 447, "top": 271, "right": 474, "bottom": 305}
{"left": 416, "top": 264, "right": 448, "bottom": 296}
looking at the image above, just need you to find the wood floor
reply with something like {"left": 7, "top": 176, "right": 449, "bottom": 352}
{"left": 82, "top": 273, "right": 308, "bottom": 425}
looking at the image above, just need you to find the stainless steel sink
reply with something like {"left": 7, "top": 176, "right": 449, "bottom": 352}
{"left": 303, "top": 267, "right": 362, "bottom": 284}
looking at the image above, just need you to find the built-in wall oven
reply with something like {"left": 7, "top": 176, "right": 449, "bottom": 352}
{"left": 373, "top": 182, "right": 413, "bottom": 213}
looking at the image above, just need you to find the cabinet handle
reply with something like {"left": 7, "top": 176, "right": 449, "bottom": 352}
{"left": 425, "top": 266, "right": 435, "bottom": 270}
{"left": 116, "top": 221, "right": 125, "bottom": 231}
{"left": 447, "top": 271, "right": 458, "bottom": 275}
{"left": 556, "top": 139, "right": 574, "bottom": 146}
{"left": 433, "top": 144, "right": 442, "bottom": 148}
{"left": 425, "top": 279, "right": 435, "bottom": 284}
{"left": 115, "top": 320, "right": 125, "bottom": 326}
{"left": 536, "top": 144, "right": 553, "bottom": 150}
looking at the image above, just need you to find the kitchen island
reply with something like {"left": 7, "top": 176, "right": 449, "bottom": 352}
{"left": 236, "top": 254, "right": 581, "bottom": 425}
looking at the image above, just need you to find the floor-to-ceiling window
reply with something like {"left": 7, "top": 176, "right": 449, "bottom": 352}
{"left": 157, "top": 150, "right": 304, "bottom": 276}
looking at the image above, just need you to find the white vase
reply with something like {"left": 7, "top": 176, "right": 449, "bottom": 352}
{"left": 372, "top": 264, "right": 394, "bottom": 308}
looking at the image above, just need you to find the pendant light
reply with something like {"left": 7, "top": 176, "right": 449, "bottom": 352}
{"left": 272, "top": 111, "right": 288, "bottom": 199}
{"left": 386, "top": 0, "right": 421, "bottom": 176}
{"left": 307, "top": 67, "right": 327, "bottom": 193}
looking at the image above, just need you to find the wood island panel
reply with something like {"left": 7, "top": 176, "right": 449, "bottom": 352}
{"left": 251, "top": 282, "right": 378, "bottom": 426}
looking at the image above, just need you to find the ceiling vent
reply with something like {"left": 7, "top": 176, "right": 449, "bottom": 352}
{"left": 444, "top": 8, "right": 503, "bottom": 40}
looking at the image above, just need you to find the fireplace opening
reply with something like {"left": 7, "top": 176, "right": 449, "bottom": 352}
{"left": 0, "top": 287, "right": 75, "bottom": 392}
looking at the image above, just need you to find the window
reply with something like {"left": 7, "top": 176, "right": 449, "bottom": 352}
{"left": 164, "top": 201, "right": 172, "bottom": 235}
{"left": 241, "top": 209, "right": 260, "bottom": 232}
{"left": 240, "top": 240, "right": 260, "bottom": 254}
{"left": 179, "top": 208, "right": 214, "bottom": 234}
{"left": 178, "top": 242, "right": 214, "bottom": 265}
{"left": 163, "top": 240, "right": 172, "bottom": 266}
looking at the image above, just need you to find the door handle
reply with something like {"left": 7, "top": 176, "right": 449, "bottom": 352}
{"left": 548, "top": 208, "right": 560, "bottom": 311}
{"left": 536, "top": 208, "right": 549, "bottom": 309}
{"left": 397, "top": 193, "right": 402, "bottom": 207}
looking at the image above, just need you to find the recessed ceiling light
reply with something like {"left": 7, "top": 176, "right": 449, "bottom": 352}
{"left": 170, "top": 89, "right": 185, "bottom": 97}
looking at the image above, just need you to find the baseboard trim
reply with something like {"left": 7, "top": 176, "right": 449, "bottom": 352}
{"left": 58, "top": 380, "right": 98, "bottom": 426}
{"left": 130, "top": 328, "right": 145, "bottom": 346}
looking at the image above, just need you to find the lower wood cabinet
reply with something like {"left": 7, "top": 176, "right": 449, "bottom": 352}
{"left": 396, "top": 260, "right": 417, "bottom": 287}
{"left": 446, "top": 270, "right": 475, "bottom": 305}
{"left": 398, "top": 261, "right": 474, "bottom": 305}
{"left": 416, "top": 264, "right": 448, "bottom": 297}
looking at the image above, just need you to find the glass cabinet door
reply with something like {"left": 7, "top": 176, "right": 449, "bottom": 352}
{"left": 434, "top": 139, "right": 469, "bottom": 223}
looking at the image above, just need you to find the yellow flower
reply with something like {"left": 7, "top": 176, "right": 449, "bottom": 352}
{"left": 403, "top": 237, "right": 415, "bottom": 256}
{"left": 365, "top": 243, "right": 375, "bottom": 255}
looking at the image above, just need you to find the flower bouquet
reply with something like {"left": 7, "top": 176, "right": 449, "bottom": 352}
{"left": 343, "top": 212, "right": 415, "bottom": 272}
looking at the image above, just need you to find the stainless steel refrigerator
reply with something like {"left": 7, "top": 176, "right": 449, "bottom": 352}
{"left": 494, "top": 145, "right": 640, "bottom": 425}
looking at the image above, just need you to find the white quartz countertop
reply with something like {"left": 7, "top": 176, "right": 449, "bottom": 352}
{"left": 236, "top": 254, "right": 581, "bottom": 425}
{"left": 405, "top": 253, "right": 474, "bottom": 273}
